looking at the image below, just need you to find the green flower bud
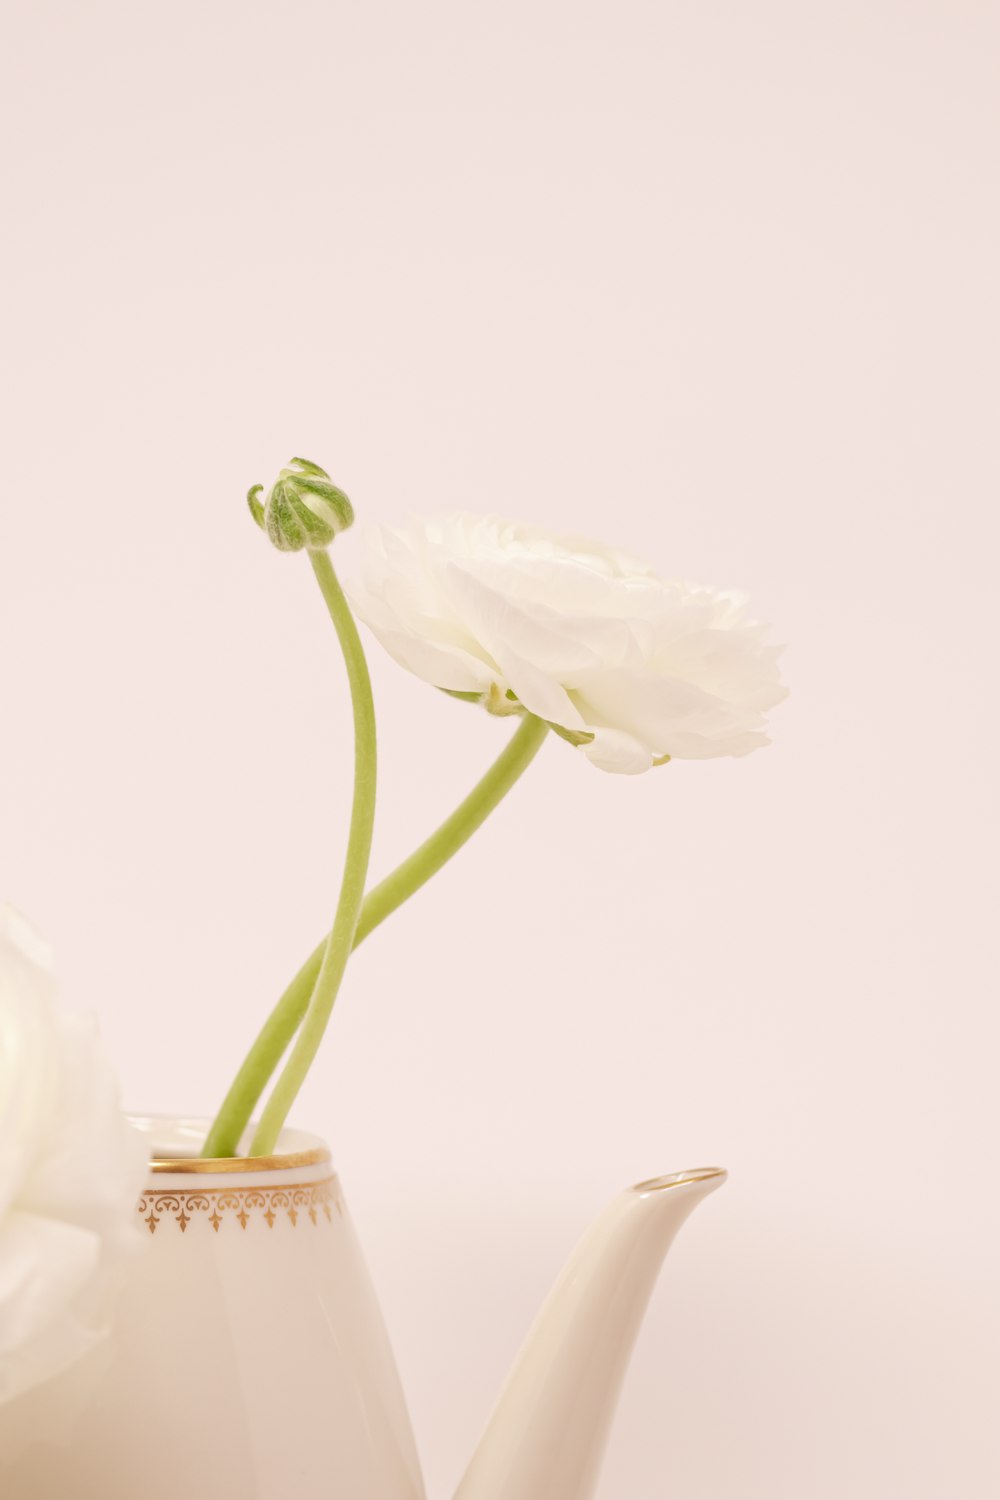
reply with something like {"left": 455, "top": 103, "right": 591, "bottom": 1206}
{"left": 247, "top": 458, "right": 354, "bottom": 552}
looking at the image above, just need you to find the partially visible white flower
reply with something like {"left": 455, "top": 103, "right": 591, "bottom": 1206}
{"left": 347, "top": 515, "right": 787, "bottom": 773}
{"left": 0, "top": 907, "right": 147, "bottom": 1406}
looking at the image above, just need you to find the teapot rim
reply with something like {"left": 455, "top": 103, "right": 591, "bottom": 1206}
{"left": 128, "top": 1113, "right": 331, "bottom": 1175}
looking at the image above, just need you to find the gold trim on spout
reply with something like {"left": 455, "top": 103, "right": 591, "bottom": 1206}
{"left": 631, "top": 1168, "right": 727, "bottom": 1193}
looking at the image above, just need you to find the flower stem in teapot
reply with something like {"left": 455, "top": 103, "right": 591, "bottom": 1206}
{"left": 203, "top": 711, "right": 548, "bottom": 1156}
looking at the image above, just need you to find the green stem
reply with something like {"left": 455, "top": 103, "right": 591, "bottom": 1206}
{"left": 202, "top": 711, "right": 548, "bottom": 1157}
{"left": 248, "top": 550, "right": 377, "bottom": 1157}
{"left": 355, "top": 711, "right": 549, "bottom": 944}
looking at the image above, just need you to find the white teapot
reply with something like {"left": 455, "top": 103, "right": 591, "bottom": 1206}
{"left": 0, "top": 1118, "right": 725, "bottom": 1500}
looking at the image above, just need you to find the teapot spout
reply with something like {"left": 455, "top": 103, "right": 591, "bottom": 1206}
{"left": 454, "top": 1168, "right": 726, "bottom": 1500}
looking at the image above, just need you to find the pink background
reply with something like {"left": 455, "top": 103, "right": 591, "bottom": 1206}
{"left": 1, "top": 3, "right": 997, "bottom": 1495}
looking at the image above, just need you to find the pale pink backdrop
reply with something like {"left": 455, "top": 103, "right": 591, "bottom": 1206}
{"left": 1, "top": 3, "right": 997, "bottom": 1495}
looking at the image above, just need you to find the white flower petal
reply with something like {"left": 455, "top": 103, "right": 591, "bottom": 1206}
{"left": 491, "top": 645, "right": 588, "bottom": 731}
{"left": 0, "top": 907, "right": 148, "bottom": 1407}
{"left": 582, "top": 728, "right": 654, "bottom": 775}
{"left": 364, "top": 624, "right": 498, "bottom": 694}
{"left": 350, "top": 514, "right": 785, "bottom": 773}
{"left": 571, "top": 667, "right": 771, "bottom": 759}
{"left": 0, "top": 1213, "right": 99, "bottom": 1360}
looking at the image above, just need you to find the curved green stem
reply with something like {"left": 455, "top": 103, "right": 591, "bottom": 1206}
{"left": 202, "top": 711, "right": 548, "bottom": 1156}
{"left": 248, "top": 550, "right": 377, "bottom": 1157}
{"left": 354, "top": 710, "right": 548, "bottom": 944}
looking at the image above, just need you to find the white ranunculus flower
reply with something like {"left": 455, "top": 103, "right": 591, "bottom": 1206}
{"left": 0, "top": 907, "right": 147, "bottom": 1406}
{"left": 348, "top": 515, "right": 787, "bottom": 773}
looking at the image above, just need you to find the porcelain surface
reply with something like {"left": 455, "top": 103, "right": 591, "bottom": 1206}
{"left": 0, "top": 1117, "right": 425, "bottom": 1500}
{"left": 0, "top": 1116, "right": 725, "bottom": 1500}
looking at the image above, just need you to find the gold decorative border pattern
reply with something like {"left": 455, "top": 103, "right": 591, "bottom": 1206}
{"left": 138, "top": 1177, "right": 342, "bottom": 1234}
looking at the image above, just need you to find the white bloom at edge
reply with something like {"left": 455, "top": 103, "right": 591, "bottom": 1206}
{"left": 347, "top": 515, "right": 787, "bottom": 773}
{"left": 0, "top": 907, "right": 148, "bottom": 1406}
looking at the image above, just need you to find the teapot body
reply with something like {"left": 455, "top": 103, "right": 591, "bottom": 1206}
{"left": 0, "top": 1120, "right": 425, "bottom": 1500}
